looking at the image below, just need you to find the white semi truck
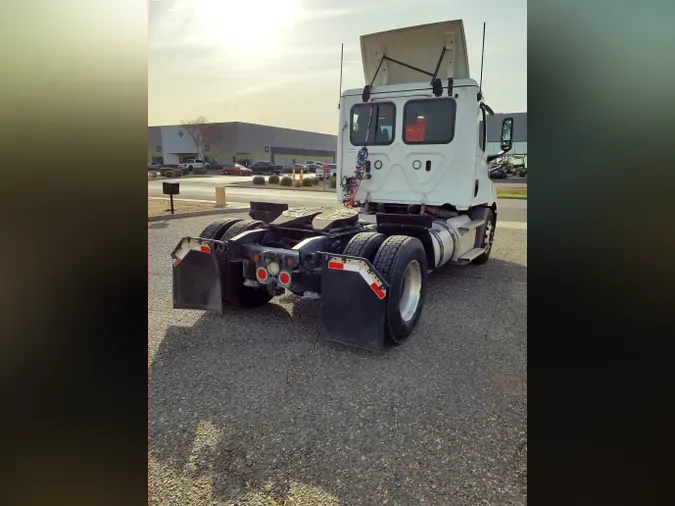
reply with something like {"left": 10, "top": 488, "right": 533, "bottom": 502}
{"left": 170, "top": 20, "right": 514, "bottom": 351}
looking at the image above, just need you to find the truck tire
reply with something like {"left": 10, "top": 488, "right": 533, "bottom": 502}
{"left": 342, "top": 231, "right": 387, "bottom": 262}
{"left": 372, "top": 235, "right": 428, "bottom": 345}
{"left": 472, "top": 208, "right": 496, "bottom": 265}
{"left": 188, "top": 165, "right": 193, "bottom": 173}
{"left": 217, "top": 219, "right": 272, "bottom": 308}
{"left": 222, "top": 219, "right": 264, "bottom": 240}
{"left": 198, "top": 218, "right": 243, "bottom": 240}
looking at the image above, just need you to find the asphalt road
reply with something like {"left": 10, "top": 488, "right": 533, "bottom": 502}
{"left": 149, "top": 213, "right": 527, "bottom": 506}
{"left": 149, "top": 176, "right": 527, "bottom": 223}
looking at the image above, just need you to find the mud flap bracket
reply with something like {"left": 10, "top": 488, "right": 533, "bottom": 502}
{"left": 320, "top": 254, "right": 389, "bottom": 352}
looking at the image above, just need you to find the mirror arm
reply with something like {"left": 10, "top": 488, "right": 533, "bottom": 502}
{"left": 480, "top": 102, "right": 495, "bottom": 116}
{"left": 487, "top": 147, "right": 512, "bottom": 164}
{"left": 487, "top": 152, "right": 504, "bottom": 164}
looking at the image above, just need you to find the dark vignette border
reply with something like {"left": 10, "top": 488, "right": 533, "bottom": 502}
{"left": 528, "top": 1, "right": 674, "bottom": 505}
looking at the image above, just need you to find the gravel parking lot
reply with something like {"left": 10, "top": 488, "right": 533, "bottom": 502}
{"left": 149, "top": 213, "right": 527, "bottom": 506}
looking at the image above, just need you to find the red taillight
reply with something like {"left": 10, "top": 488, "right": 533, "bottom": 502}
{"left": 278, "top": 271, "right": 291, "bottom": 286}
{"left": 256, "top": 267, "right": 268, "bottom": 281}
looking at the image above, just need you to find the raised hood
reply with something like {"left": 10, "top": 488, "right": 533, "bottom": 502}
{"left": 360, "top": 20, "right": 470, "bottom": 86}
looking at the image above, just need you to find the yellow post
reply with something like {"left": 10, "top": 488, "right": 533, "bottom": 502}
{"left": 292, "top": 168, "right": 295, "bottom": 180}
{"left": 215, "top": 185, "right": 226, "bottom": 207}
{"left": 299, "top": 169, "right": 304, "bottom": 181}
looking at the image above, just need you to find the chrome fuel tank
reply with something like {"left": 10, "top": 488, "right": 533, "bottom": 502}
{"left": 428, "top": 215, "right": 476, "bottom": 268}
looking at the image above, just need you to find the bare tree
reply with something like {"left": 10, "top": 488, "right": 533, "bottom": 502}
{"left": 181, "top": 116, "right": 213, "bottom": 161}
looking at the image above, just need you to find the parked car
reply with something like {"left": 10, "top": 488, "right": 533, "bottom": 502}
{"left": 222, "top": 164, "right": 253, "bottom": 176}
{"left": 148, "top": 161, "right": 161, "bottom": 170}
{"left": 490, "top": 165, "right": 509, "bottom": 179}
{"left": 305, "top": 160, "right": 325, "bottom": 168}
{"left": 177, "top": 158, "right": 211, "bottom": 173}
{"left": 250, "top": 161, "right": 282, "bottom": 175}
{"left": 314, "top": 163, "right": 334, "bottom": 180}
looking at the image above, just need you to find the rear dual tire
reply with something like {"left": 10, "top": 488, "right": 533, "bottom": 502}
{"left": 199, "top": 218, "right": 272, "bottom": 308}
{"left": 342, "top": 231, "right": 387, "bottom": 261}
{"left": 371, "top": 235, "right": 428, "bottom": 346}
{"left": 198, "top": 218, "right": 242, "bottom": 240}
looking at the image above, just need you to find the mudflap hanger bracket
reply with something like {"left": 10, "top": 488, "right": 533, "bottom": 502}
{"left": 320, "top": 253, "right": 390, "bottom": 352}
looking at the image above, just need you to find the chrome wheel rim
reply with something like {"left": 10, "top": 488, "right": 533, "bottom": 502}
{"left": 399, "top": 260, "right": 422, "bottom": 322}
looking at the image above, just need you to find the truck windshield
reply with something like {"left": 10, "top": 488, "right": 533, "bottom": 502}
{"left": 403, "top": 98, "right": 457, "bottom": 145}
{"left": 350, "top": 103, "right": 396, "bottom": 146}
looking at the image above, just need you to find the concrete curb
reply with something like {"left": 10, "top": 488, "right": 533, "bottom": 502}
{"left": 148, "top": 206, "right": 249, "bottom": 222}
{"left": 149, "top": 175, "right": 216, "bottom": 181}
{"left": 496, "top": 195, "right": 527, "bottom": 200}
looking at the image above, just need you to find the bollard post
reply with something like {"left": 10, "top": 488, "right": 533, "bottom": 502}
{"left": 215, "top": 185, "right": 226, "bottom": 207}
{"left": 292, "top": 168, "right": 295, "bottom": 180}
{"left": 300, "top": 169, "right": 304, "bottom": 181}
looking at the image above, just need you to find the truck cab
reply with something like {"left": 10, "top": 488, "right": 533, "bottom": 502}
{"left": 337, "top": 20, "right": 513, "bottom": 214}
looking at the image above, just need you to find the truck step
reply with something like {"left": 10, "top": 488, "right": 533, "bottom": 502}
{"left": 459, "top": 219, "right": 485, "bottom": 233}
{"left": 459, "top": 247, "right": 486, "bottom": 261}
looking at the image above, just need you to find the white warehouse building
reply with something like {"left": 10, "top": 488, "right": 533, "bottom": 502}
{"left": 148, "top": 122, "right": 337, "bottom": 167}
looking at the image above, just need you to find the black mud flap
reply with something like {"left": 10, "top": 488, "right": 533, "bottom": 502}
{"left": 320, "top": 254, "right": 389, "bottom": 352}
{"left": 172, "top": 238, "right": 224, "bottom": 312}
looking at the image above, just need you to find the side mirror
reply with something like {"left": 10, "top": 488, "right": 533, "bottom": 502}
{"left": 500, "top": 117, "right": 514, "bottom": 152}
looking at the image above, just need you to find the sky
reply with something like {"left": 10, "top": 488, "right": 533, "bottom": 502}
{"left": 149, "top": 0, "right": 526, "bottom": 133}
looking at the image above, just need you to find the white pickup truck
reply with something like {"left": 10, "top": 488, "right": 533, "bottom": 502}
{"left": 177, "top": 159, "right": 211, "bottom": 173}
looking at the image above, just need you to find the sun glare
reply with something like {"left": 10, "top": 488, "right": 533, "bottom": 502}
{"left": 192, "top": 0, "right": 299, "bottom": 52}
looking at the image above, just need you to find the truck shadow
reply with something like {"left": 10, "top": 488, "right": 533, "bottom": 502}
{"left": 149, "top": 257, "right": 527, "bottom": 505}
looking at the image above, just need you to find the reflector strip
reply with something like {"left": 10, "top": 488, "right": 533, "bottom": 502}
{"left": 327, "top": 257, "right": 387, "bottom": 299}
{"left": 370, "top": 282, "right": 386, "bottom": 300}
{"left": 172, "top": 239, "right": 214, "bottom": 266}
